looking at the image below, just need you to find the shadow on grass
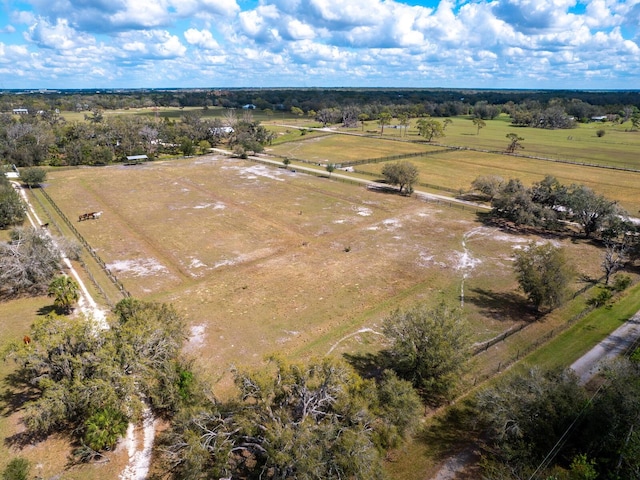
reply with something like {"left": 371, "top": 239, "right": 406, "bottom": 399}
{"left": 36, "top": 304, "right": 56, "bottom": 316}
{"left": 466, "top": 288, "right": 537, "bottom": 323}
{"left": 0, "top": 372, "right": 39, "bottom": 418}
{"left": 416, "top": 398, "right": 484, "bottom": 462}
{"left": 343, "top": 351, "right": 393, "bottom": 381}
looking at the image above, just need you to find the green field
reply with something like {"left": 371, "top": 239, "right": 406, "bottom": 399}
{"left": 264, "top": 118, "right": 640, "bottom": 213}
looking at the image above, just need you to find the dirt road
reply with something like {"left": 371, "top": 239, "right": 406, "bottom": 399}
{"left": 13, "top": 182, "right": 155, "bottom": 480}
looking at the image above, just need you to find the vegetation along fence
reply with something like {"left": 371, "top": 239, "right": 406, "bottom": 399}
{"left": 36, "top": 186, "right": 131, "bottom": 300}
{"left": 472, "top": 277, "right": 634, "bottom": 385}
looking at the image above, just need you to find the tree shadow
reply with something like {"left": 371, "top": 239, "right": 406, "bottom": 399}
{"left": 456, "top": 192, "right": 489, "bottom": 203}
{"left": 415, "top": 398, "right": 484, "bottom": 463}
{"left": 37, "top": 304, "right": 56, "bottom": 316}
{"left": 0, "top": 372, "right": 39, "bottom": 418}
{"left": 466, "top": 288, "right": 537, "bottom": 323}
{"left": 367, "top": 183, "right": 403, "bottom": 196}
{"left": 342, "top": 351, "right": 393, "bottom": 381}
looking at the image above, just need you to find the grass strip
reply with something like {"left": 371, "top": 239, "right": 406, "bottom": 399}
{"left": 520, "top": 281, "right": 640, "bottom": 371}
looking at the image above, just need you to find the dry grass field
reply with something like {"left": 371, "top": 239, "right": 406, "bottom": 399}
{"left": 39, "top": 155, "right": 605, "bottom": 384}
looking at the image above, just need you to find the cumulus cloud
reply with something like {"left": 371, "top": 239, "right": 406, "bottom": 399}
{"left": 491, "top": 0, "right": 580, "bottom": 33}
{"left": 25, "top": 17, "right": 95, "bottom": 50}
{"left": 184, "top": 28, "right": 219, "bottom": 49}
{"left": 118, "top": 30, "right": 186, "bottom": 58}
{"left": 0, "top": 0, "right": 639, "bottom": 89}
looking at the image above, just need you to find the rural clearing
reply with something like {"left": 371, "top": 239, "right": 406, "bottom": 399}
{"left": 2, "top": 124, "right": 639, "bottom": 479}
{"left": 40, "top": 153, "right": 607, "bottom": 385}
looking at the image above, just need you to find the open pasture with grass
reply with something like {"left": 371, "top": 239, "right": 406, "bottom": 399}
{"left": 264, "top": 122, "right": 640, "bottom": 213}
{"left": 347, "top": 115, "right": 640, "bottom": 170}
{"left": 266, "top": 132, "right": 440, "bottom": 164}
{"left": 357, "top": 148, "right": 640, "bottom": 213}
{"left": 40, "top": 156, "right": 605, "bottom": 386}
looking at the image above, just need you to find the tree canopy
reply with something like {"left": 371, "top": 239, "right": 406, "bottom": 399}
{"left": 3, "top": 299, "right": 191, "bottom": 459}
{"left": 382, "top": 302, "right": 471, "bottom": 405}
{"left": 160, "top": 357, "right": 421, "bottom": 479}
{"left": 0, "top": 227, "right": 61, "bottom": 297}
{"left": 513, "top": 242, "right": 573, "bottom": 312}
{"left": 0, "top": 180, "right": 25, "bottom": 229}
{"left": 381, "top": 161, "right": 419, "bottom": 195}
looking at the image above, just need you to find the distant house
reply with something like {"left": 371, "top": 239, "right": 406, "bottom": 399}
{"left": 12, "top": 108, "right": 28, "bottom": 115}
{"left": 591, "top": 116, "right": 608, "bottom": 122}
{"left": 242, "top": 104, "right": 256, "bottom": 110}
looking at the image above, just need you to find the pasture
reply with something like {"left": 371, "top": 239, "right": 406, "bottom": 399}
{"left": 1, "top": 112, "right": 638, "bottom": 479}
{"left": 40, "top": 155, "right": 605, "bottom": 385}
{"left": 265, "top": 122, "right": 640, "bottom": 213}
{"left": 349, "top": 114, "right": 640, "bottom": 170}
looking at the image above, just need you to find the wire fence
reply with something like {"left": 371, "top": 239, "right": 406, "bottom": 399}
{"left": 471, "top": 277, "right": 635, "bottom": 385}
{"left": 36, "top": 186, "right": 131, "bottom": 300}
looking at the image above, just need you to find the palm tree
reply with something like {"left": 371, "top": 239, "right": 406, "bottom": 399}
{"left": 84, "top": 408, "right": 128, "bottom": 451}
{"left": 47, "top": 275, "right": 80, "bottom": 314}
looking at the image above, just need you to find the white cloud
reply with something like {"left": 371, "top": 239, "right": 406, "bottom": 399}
{"left": 25, "top": 17, "right": 95, "bottom": 50}
{"left": 0, "top": 0, "right": 638, "bottom": 89}
{"left": 184, "top": 28, "right": 219, "bottom": 49}
{"left": 286, "top": 19, "right": 315, "bottom": 40}
{"left": 117, "top": 30, "right": 186, "bottom": 58}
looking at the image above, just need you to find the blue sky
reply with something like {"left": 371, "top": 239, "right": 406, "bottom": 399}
{"left": 0, "top": 0, "right": 638, "bottom": 89}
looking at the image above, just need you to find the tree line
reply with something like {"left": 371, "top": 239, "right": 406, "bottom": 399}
{"left": 474, "top": 358, "right": 640, "bottom": 479}
{"left": 2, "top": 292, "right": 478, "bottom": 478}
{"left": 3, "top": 88, "right": 639, "bottom": 117}
{"left": 2, "top": 88, "right": 640, "bottom": 166}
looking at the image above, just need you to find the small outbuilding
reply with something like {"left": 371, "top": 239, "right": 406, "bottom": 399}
{"left": 125, "top": 155, "right": 148, "bottom": 165}
{"left": 12, "top": 108, "right": 28, "bottom": 115}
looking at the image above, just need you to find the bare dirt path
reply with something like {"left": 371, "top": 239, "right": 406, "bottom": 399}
{"left": 13, "top": 182, "right": 154, "bottom": 480}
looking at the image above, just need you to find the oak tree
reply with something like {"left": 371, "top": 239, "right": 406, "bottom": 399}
{"left": 513, "top": 242, "right": 573, "bottom": 312}
{"left": 383, "top": 302, "right": 471, "bottom": 404}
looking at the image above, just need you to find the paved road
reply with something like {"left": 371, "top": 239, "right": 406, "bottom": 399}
{"left": 570, "top": 312, "right": 640, "bottom": 384}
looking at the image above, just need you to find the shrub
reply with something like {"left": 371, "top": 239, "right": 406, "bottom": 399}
{"left": 587, "top": 287, "right": 613, "bottom": 308}
{"left": 20, "top": 167, "right": 47, "bottom": 187}
{"left": 612, "top": 274, "right": 632, "bottom": 292}
{"left": 596, "top": 129, "right": 606, "bottom": 137}
{"left": 2, "top": 458, "right": 30, "bottom": 480}
{"left": 83, "top": 408, "right": 128, "bottom": 452}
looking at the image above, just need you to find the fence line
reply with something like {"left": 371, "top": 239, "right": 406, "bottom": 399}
{"left": 472, "top": 278, "right": 635, "bottom": 383}
{"left": 37, "top": 187, "right": 131, "bottom": 299}
{"left": 28, "top": 187, "right": 115, "bottom": 307}
{"left": 269, "top": 148, "right": 453, "bottom": 169}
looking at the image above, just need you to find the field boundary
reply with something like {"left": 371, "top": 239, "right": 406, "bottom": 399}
{"left": 36, "top": 186, "right": 131, "bottom": 301}
{"left": 471, "top": 276, "right": 630, "bottom": 384}
{"left": 275, "top": 125, "right": 640, "bottom": 172}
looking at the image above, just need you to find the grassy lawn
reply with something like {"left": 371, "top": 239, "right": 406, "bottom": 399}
{"left": 341, "top": 115, "right": 640, "bottom": 170}
{"left": 354, "top": 148, "right": 640, "bottom": 213}
{"left": 266, "top": 133, "right": 439, "bottom": 164}
{"left": 264, "top": 119, "right": 640, "bottom": 213}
